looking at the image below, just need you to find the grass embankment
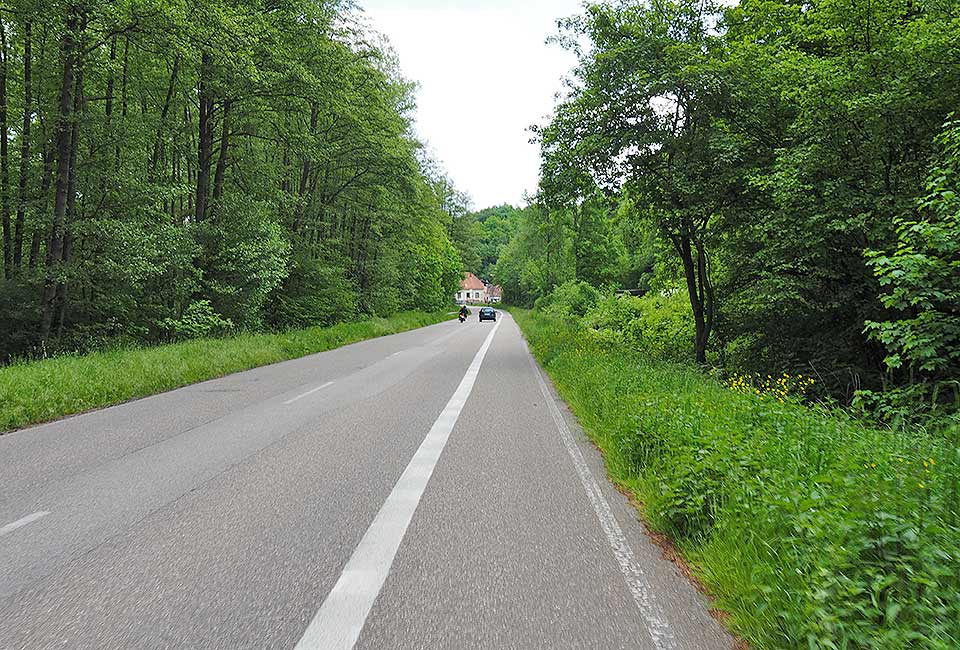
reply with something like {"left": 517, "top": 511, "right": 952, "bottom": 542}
{"left": 513, "top": 309, "right": 960, "bottom": 649}
{"left": 0, "top": 311, "right": 453, "bottom": 433}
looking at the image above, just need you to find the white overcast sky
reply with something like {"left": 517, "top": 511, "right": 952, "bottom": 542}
{"left": 360, "top": 0, "right": 584, "bottom": 209}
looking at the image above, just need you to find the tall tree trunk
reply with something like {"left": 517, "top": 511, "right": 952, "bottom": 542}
{"left": 149, "top": 55, "right": 180, "bottom": 180}
{"left": 0, "top": 22, "right": 11, "bottom": 279}
{"left": 14, "top": 21, "right": 32, "bottom": 270}
{"left": 55, "top": 66, "right": 84, "bottom": 338}
{"left": 294, "top": 102, "right": 318, "bottom": 233}
{"left": 30, "top": 140, "right": 56, "bottom": 270}
{"left": 211, "top": 98, "right": 231, "bottom": 213}
{"left": 101, "top": 35, "right": 115, "bottom": 195}
{"left": 675, "top": 234, "right": 710, "bottom": 364}
{"left": 40, "top": 10, "right": 78, "bottom": 341}
{"left": 695, "top": 238, "right": 715, "bottom": 361}
{"left": 195, "top": 53, "right": 213, "bottom": 223}
{"left": 116, "top": 36, "right": 129, "bottom": 169}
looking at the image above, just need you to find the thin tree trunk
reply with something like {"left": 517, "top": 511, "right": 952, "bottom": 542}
{"left": 55, "top": 66, "right": 84, "bottom": 337}
{"left": 0, "top": 21, "right": 11, "bottom": 279}
{"left": 676, "top": 234, "right": 708, "bottom": 364}
{"left": 294, "top": 102, "right": 318, "bottom": 233}
{"left": 14, "top": 21, "right": 32, "bottom": 270}
{"left": 195, "top": 53, "right": 213, "bottom": 223}
{"left": 101, "top": 35, "right": 115, "bottom": 195}
{"left": 40, "top": 10, "right": 78, "bottom": 341}
{"left": 149, "top": 55, "right": 180, "bottom": 180}
{"left": 696, "top": 239, "right": 715, "bottom": 360}
{"left": 211, "top": 98, "right": 231, "bottom": 212}
{"left": 30, "top": 140, "right": 56, "bottom": 270}
{"left": 116, "top": 36, "right": 129, "bottom": 169}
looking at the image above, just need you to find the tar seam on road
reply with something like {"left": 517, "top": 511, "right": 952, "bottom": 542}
{"left": 0, "top": 511, "right": 50, "bottom": 537}
{"left": 283, "top": 381, "right": 335, "bottom": 406}
{"left": 526, "top": 346, "right": 678, "bottom": 650}
{"left": 293, "top": 319, "right": 503, "bottom": 650}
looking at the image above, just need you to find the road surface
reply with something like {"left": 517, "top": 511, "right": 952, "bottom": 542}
{"left": 0, "top": 313, "right": 733, "bottom": 650}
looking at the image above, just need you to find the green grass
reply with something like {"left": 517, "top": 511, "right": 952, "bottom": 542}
{"left": 0, "top": 310, "right": 453, "bottom": 433}
{"left": 513, "top": 308, "right": 960, "bottom": 650}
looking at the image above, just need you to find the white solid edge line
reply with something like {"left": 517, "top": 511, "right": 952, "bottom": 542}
{"left": 294, "top": 319, "right": 502, "bottom": 650}
{"left": 0, "top": 511, "right": 51, "bottom": 538}
{"left": 284, "top": 381, "right": 335, "bottom": 406}
{"left": 526, "top": 348, "right": 677, "bottom": 650}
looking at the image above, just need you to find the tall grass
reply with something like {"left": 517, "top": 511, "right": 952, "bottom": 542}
{"left": 0, "top": 311, "right": 452, "bottom": 433}
{"left": 514, "top": 309, "right": 960, "bottom": 649}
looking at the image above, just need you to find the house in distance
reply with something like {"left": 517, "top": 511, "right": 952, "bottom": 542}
{"left": 455, "top": 272, "right": 502, "bottom": 304}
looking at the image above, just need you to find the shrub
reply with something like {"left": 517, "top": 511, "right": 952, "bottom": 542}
{"left": 581, "top": 291, "right": 695, "bottom": 362}
{"left": 158, "top": 300, "right": 234, "bottom": 340}
{"left": 534, "top": 280, "right": 601, "bottom": 317}
{"left": 267, "top": 255, "right": 359, "bottom": 330}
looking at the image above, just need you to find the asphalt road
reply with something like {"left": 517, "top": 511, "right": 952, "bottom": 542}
{"left": 0, "top": 313, "right": 734, "bottom": 650}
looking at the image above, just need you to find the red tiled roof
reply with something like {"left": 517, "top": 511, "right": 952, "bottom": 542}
{"left": 487, "top": 285, "right": 502, "bottom": 298}
{"left": 460, "top": 272, "right": 485, "bottom": 291}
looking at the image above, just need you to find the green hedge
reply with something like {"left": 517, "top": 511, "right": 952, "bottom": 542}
{"left": 0, "top": 311, "right": 452, "bottom": 432}
{"left": 514, "top": 308, "right": 960, "bottom": 649}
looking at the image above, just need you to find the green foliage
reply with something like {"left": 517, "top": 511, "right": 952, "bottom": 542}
{"left": 524, "top": 0, "right": 960, "bottom": 421}
{"left": 158, "top": 300, "right": 233, "bottom": 341}
{"left": 197, "top": 198, "right": 290, "bottom": 331}
{"left": 0, "top": 310, "right": 454, "bottom": 432}
{"left": 493, "top": 205, "right": 578, "bottom": 306}
{"left": 267, "top": 254, "right": 359, "bottom": 330}
{"left": 864, "top": 118, "right": 960, "bottom": 420}
{"left": 470, "top": 204, "right": 523, "bottom": 279}
{"left": 533, "top": 280, "right": 600, "bottom": 318}
{"left": 581, "top": 292, "right": 695, "bottom": 363}
{"left": 515, "top": 308, "right": 960, "bottom": 650}
{"left": 0, "top": 0, "right": 466, "bottom": 361}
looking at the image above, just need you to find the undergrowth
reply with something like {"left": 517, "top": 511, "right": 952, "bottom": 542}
{"left": 0, "top": 310, "right": 452, "bottom": 432}
{"left": 513, "top": 308, "right": 960, "bottom": 649}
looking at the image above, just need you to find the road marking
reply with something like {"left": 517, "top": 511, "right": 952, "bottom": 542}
{"left": 294, "top": 320, "right": 502, "bottom": 650}
{"left": 284, "top": 382, "right": 334, "bottom": 405}
{"left": 0, "top": 511, "right": 50, "bottom": 538}
{"left": 526, "top": 349, "right": 677, "bottom": 650}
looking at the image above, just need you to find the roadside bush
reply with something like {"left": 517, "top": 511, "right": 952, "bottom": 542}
{"left": 581, "top": 292, "right": 694, "bottom": 362}
{"left": 533, "top": 280, "right": 601, "bottom": 318}
{"left": 158, "top": 300, "right": 234, "bottom": 340}
{"left": 514, "top": 308, "right": 960, "bottom": 649}
{"left": 267, "top": 255, "right": 359, "bottom": 330}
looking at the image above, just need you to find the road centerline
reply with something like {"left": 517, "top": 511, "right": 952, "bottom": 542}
{"left": 293, "top": 320, "right": 502, "bottom": 650}
{"left": 283, "top": 382, "right": 335, "bottom": 406}
{"left": 0, "top": 511, "right": 50, "bottom": 538}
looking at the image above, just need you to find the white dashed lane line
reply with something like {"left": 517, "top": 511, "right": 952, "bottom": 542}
{"left": 0, "top": 511, "right": 50, "bottom": 538}
{"left": 283, "top": 382, "right": 335, "bottom": 406}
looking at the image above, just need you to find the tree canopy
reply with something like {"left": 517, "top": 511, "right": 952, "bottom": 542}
{"left": 499, "top": 0, "right": 960, "bottom": 423}
{"left": 0, "top": 0, "right": 466, "bottom": 358}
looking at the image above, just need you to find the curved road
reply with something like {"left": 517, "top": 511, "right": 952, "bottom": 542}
{"left": 0, "top": 313, "right": 733, "bottom": 650}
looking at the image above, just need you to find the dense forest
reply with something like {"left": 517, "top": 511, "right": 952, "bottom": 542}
{"left": 0, "top": 0, "right": 468, "bottom": 360}
{"left": 496, "top": 0, "right": 960, "bottom": 427}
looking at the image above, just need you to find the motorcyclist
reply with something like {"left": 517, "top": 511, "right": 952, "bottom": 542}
{"left": 458, "top": 305, "right": 468, "bottom": 321}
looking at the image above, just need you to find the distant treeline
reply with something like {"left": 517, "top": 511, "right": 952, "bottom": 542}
{"left": 0, "top": 0, "right": 467, "bottom": 360}
{"left": 496, "top": 0, "right": 960, "bottom": 426}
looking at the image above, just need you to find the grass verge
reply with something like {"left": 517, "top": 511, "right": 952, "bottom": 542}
{"left": 512, "top": 308, "right": 960, "bottom": 649}
{"left": 0, "top": 310, "right": 453, "bottom": 433}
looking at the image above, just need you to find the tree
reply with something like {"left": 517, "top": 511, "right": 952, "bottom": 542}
{"left": 865, "top": 117, "right": 960, "bottom": 406}
{"left": 538, "top": 0, "right": 743, "bottom": 363}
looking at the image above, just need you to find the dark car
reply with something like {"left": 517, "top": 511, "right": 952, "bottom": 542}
{"left": 479, "top": 307, "right": 497, "bottom": 322}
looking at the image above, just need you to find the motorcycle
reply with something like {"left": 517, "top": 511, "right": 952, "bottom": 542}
{"left": 458, "top": 312, "right": 466, "bottom": 323}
